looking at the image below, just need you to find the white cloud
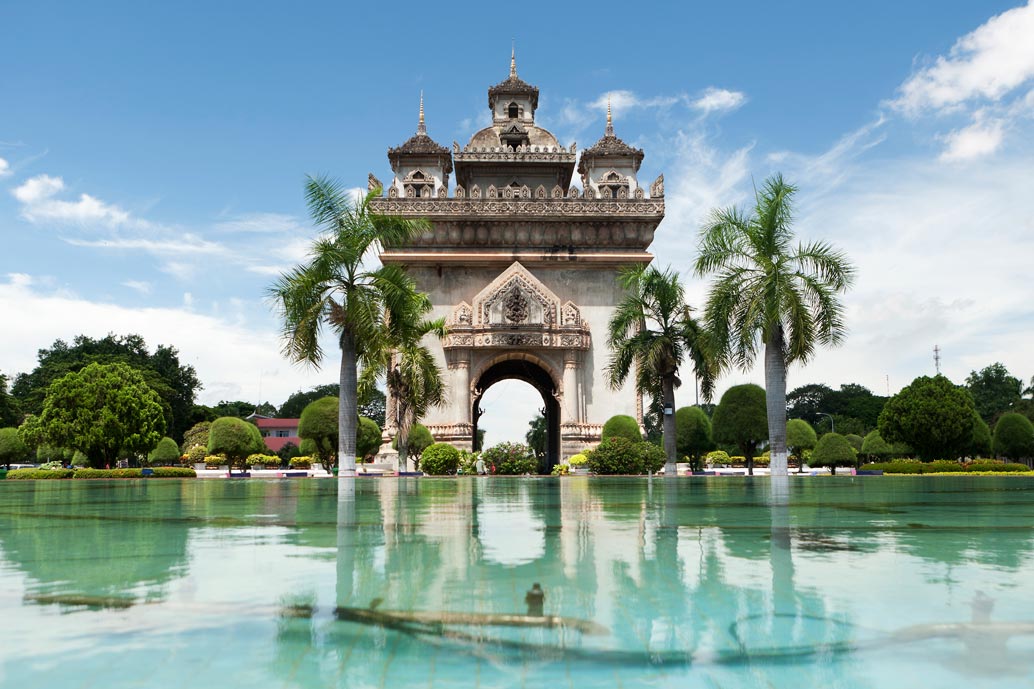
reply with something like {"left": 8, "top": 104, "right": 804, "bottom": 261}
{"left": 0, "top": 274, "right": 334, "bottom": 405}
{"left": 938, "top": 117, "right": 1005, "bottom": 161}
{"left": 13, "top": 174, "right": 134, "bottom": 226}
{"left": 121, "top": 280, "right": 152, "bottom": 295}
{"left": 690, "top": 87, "right": 747, "bottom": 114}
{"left": 65, "top": 234, "right": 225, "bottom": 255}
{"left": 0, "top": 157, "right": 10, "bottom": 178}
{"left": 589, "top": 90, "right": 680, "bottom": 118}
{"left": 214, "top": 212, "right": 304, "bottom": 234}
{"left": 893, "top": 0, "right": 1034, "bottom": 115}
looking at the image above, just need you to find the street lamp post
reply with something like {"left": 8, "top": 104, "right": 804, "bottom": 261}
{"left": 818, "top": 412, "right": 834, "bottom": 434}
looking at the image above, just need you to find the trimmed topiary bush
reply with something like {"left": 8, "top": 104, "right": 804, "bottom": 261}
{"left": 860, "top": 430, "right": 893, "bottom": 461}
{"left": 420, "top": 443, "right": 461, "bottom": 475}
{"left": 675, "top": 407, "right": 712, "bottom": 467}
{"left": 811, "top": 432, "right": 857, "bottom": 475}
{"left": 706, "top": 450, "right": 731, "bottom": 466}
{"left": 586, "top": 437, "right": 642, "bottom": 474}
{"left": 844, "top": 434, "right": 864, "bottom": 453}
{"left": 299, "top": 397, "right": 339, "bottom": 464}
{"left": 568, "top": 453, "right": 588, "bottom": 466}
{"left": 481, "top": 442, "right": 537, "bottom": 475}
{"left": 393, "top": 424, "right": 434, "bottom": 462}
{"left": 147, "top": 437, "right": 181, "bottom": 465}
{"left": 993, "top": 412, "right": 1034, "bottom": 461}
{"left": 208, "top": 417, "right": 265, "bottom": 469}
{"left": 601, "top": 415, "right": 642, "bottom": 443}
{"left": 357, "top": 417, "right": 382, "bottom": 461}
{"left": 186, "top": 445, "right": 207, "bottom": 464}
{"left": 786, "top": 419, "right": 817, "bottom": 468}
{"left": 289, "top": 455, "right": 312, "bottom": 469}
{"left": 7, "top": 468, "right": 74, "bottom": 479}
{"left": 276, "top": 441, "right": 301, "bottom": 465}
{"left": 247, "top": 453, "right": 279, "bottom": 467}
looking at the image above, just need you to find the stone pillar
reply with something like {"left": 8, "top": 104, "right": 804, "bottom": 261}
{"left": 452, "top": 350, "right": 471, "bottom": 425}
{"left": 562, "top": 350, "right": 580, "bottom": 423}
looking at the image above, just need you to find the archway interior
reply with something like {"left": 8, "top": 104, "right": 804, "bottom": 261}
{"left": 472, "top": 359, "right": 560, "bottom": 473}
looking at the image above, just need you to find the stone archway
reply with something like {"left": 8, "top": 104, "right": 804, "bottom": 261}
{"left": 471, "top": 354, "right": 561, "bottom": 472}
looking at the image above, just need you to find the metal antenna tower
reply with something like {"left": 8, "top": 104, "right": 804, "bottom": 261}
{"left": 934, "top": 345, "right": 941, "bottom": 375}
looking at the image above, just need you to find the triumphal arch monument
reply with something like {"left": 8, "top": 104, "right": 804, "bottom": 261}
{"left": 369, "top": 54, "right": 664, "bottom": 470}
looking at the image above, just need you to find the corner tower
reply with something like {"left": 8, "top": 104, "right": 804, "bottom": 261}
{"left": 370, "top": 56, "right": 665, "bottom": 471}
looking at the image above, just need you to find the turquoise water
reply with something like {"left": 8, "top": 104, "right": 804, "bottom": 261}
{"left": 2, "top": 476, "right": 1034, "bottom": 688}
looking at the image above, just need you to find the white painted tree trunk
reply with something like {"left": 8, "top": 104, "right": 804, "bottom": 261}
{"left": 338, "top": 332, "right": 358, "bottom": 477}
{"left": 765, "top": 329, "right": 789, "bottom": 476}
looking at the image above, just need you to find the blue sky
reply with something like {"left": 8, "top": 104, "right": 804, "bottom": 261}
{"left": 2, "top": 1, "right": 1033, "bottom": 443}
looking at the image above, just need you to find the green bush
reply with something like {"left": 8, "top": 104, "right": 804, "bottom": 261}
{"left": 151, "top": 467, "right": 197, "bottom": 478}
{"left": 277, "top": 441, "right": 301, "bottom": 464}
{"left": 7, "top": 468, "right": 74, "bottom": 479}
{"left": 247, "top": 453, "right": 280, "bottom": 467}
{"left": 0, "top": 427, "right": 30, "bottom": 466}
{"left": 289, "top": 456, "right": 312, "bottom": 469}
{"left": 420, "top": 443, "right": 461, "bottom": 475}
{"left": 965, "top": 460, "right": 1030, "bottom": 472}
{"left": 481, "top": 442, "right": 537, "bottom": 475}
{"left": 186, "top": 445, "right": 208, "bottom": 464}
{"left": 860, "top": 430, "right": 893, "bottom": 460}
{"left": 706, "top": 450, "right": 731, "bottom": 465}
{"left": 993, "top": 413, "right": 1034, "bottom": 460}
{"left": 637, "top": 442, "right": 666, "bottom": 474}
{"left": 208, "top": 417, "right": 265, "bottom": 468}
{"left": 586, "top": 437, "right": 642, "bottom": 475}
{"left": 568, "top": 453, "right": 588, "bottom": 466}
{"left": 71, "top": 450, "right": 89, "bottom": 467}
{"left": 69, "top": 467, "right": 196, "bottom": 478}
{"left": 675, "top": 407, "right": 712, "bottom": 463}
{"left": 457, "top": 450, "right": 479, "bottom": 475}
{"left": 357, "top": 416, "right": 382, "bottom": 461}
{"left": 601, "top": 415, "right": 642, "bottom": 443}
{"left": 844, "top": 434, "right": 864, "bottom": 453}
{"left": 393, "top": 424, "right": 434, "bottom": 463}
{"left": 299, "top": 397, "right": 339, "bottom": 464}
{"left": 811, "top": 432, "right": 857, "bottom": 475}
{"left": 859, "top": 459, "right": 1031, "bottom": 474}
{"left": 148, "top": 437, "right": 181, "bottom": 465}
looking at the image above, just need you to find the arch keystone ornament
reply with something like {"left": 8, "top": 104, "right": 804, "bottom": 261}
{"left": 371, "top": 56, "right": 663, "bottom": 471}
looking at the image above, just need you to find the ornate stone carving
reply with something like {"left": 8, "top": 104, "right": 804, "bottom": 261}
{"left": 503, "top": 186, "right": 513, "bottom": 199}
{"left": 451, "top": 301, "right": 472, "bottom": 326}
{"left": 488, "top": 185, "right": 498, "bottom": 199}
{"left": 634, "top": 187, "right": 644, "bottom": 199}
{"left": 584, "top": 187, "right": 595, "bottom": 199}
{"left": 535, "top": 185, "right": 546, "bottom": 199}
{"left": 520, "top": 185, "right": 531, "bottom": 199}
{"left": 503, "top": 283, "right": 529, "bottom": 324}
{"left": 617, "top": 187, "right": 628, "bottom": 199}
{"left": 470, "top": 184, "right": 481, "bottom": 199}
{"left": 370, "top": 197, "right": 664, "bottom": 220}
{"left": 454, "top": 185, "right": 465, "bottom": 198}
{"left": 568, "top": 186, "right": 580, "bottom": 199}
{"left": 368, "top": 173, "right": 382, "bottom": 191}
{"left": 388, "top": 186, "right": 399, "bottom": 198}
{"left": 561, "top": 301, "right": 581, "bottom": 326}
{"left": 650, "top": 174, "right": 664, "bottom": 198}
{"left": 552, "top": 185, "right": 564, "bottom": 199}
{"left": 437, "top": 185, "right": 448, "bottom": 198}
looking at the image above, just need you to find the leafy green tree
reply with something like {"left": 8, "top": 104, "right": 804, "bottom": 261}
{"left": 811, "top": 432, "right": 857, "bottom": 475}
{"left": 269, "top": 177, "right": 428, "bottom": 476}
{"left": 207, "top": 416, "right": 265, "bottom": 469}
{"left": 525, "top": 414, "right": 548, "bottom": 462}
{"left": 606, "top": 264, "right": 714, "bottom": 476}
{"left": 970, "top": 411, "right": 992, "bottom": 458}
{"left": 11, "top": 334, "right": 199, "bottom": 442}
{"left": 992, "top": 413, "right": 1034, "bottom": 461}
{"left": 786, "top": 419, "right": 817, "bottom": 471}
{"left": 36, "top": 444, "right": 73, "bottom": 464}
{"left": 298, "top": 397, "right": 339, "bottom": 465}
{"left": 147, "top": 437, "right": 181, "bottom": 465}
{"left": 206, "top": 400, "right": 258, "bottom": 418}
{"left": 696, "top": 174, "right": 854, "bottom": 475}
{"left": 601, "top": 415, "right": 642, "bottom": 443}
{"left": 182, "top": 421, "right": 211, "bottom": 453}
{"left": 32, "top": 362, "right": 165, "bottom": 468}
{"left": 0, "top": 427, "right": 30, "bottom": 468}
{"left": 966, "top": 363, "right": 1022, "bottom": 424}
{"left": 0, "top": 372, "right": 21, "bottom": 427}
{"left": 278, "top": 384, "right": 339, "bottom": 419}
{"left": 358, "top": 387, "right": 387, "bottom": 429}
{"left": 844, "top": 434, "right": 864, "bottom": 453}
{"left": 276, "top": 441, "right": 300, "bottom": 464}
{"left": 878, "top": 375, "right": 976, "bottom": 460}
{"left": 675, "top": 407, "right": 713, "bottom": 466}
{"left": 394, "top": 424, "right": 434, "bottom": 468}
{"left": 356, "top": 417, "right": 382, "bottom": 461}
{"left": 860, "top": 430, "right": 893, "bottom": 461}
{"left": 711, "top": 384, "right": 768, "bottom": 475}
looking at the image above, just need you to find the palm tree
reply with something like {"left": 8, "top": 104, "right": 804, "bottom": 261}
{"left": 694, "top": 173, "right": 854, "bottom": 476}
{"left": 607, "top": 264, "right": 715, "bottom": 476}
{"left": 270, "top": 175, "right": 428, "bottom": 476}
{"left": 361, "top": 304, "right": 447, "bottom": 472}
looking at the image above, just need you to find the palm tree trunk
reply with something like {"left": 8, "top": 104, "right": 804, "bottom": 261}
{"left": 339, "top": 331, "right": 358, "bottom": 476}
{"left": 661, "top": 375, "right": 677, "bottom": 476}
{"left": 764, "top": 328, "right": 789, "bottom": 476}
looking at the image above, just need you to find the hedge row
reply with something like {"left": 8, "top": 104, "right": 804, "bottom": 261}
{"left": 6, "top": 467, "right": 197, "bottom": 480}
{"left": 861, "top": 460, "right": 1031, "bottom": 474}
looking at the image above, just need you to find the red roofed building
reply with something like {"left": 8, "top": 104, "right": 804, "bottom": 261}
{"left": 255, "top": 417, "right": 301, "bottom": 453}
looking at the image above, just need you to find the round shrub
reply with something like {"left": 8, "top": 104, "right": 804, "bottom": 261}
{"left": 586, "top": 437, "right": 642, "bottom": 474}
{"left": 786, "top": 419, "right": 817, "bottom": 465}
{"left": 357, "top": 417, "right": 382, "bottom": 461}
{"left": 299, "top": 438, "right": 317, "bottom": 457}
{"left": 636, "top": 442, "right": 666, "bottom": 474}
{"left": 289, "top": 455, "right": 312, "bottom": 468}
{"left": 147, "top": 437, "right": 181, "bottom": 465}
{"left": 393, "top": 424, "right": 434, "bottom": 459}
{"left": 992, "top": 412, "right": 1034, "bottom": 461}
{"left": 420, "top": 443, "right": 461, "bottom": 475}
{"left": 207, "top": 417, "right": 265, "bottom": 468}
{"left": 481, "top": 442, "right": 537, "bottom": 475}
{"left": 601, "top": 415, "right": 642, "bottom": 443}
{"left": 970, "top": 412, "right": 992, "bottom": 457}
{"left": 675, "top": 407, "right": 712, "bottom": 462}
{"left": 247, "top": 453, "right": 279, "bottom": 467}
{"left": 844, "top": 434, "right": 864, "bottom": 453}
{"left": 706, "top": 450, "right": 730, "bottom": 465}
{"left": 186, "top": 445, "right": 207, "bottom": 464}
{"left": 860, "top": 430, "right": 893, "bottom": 460}
{"left": 568, "top": 453, "right": 588, "bottom": 466}
{"left": 811, "top": 432, "right": 858, "bottom": 475}
{"left": 299, "top": 397, "right": 338, "bottom": 464}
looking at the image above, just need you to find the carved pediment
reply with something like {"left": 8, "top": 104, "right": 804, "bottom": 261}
{"left": 473, "top": 261, "right": 558, "bottom": 327}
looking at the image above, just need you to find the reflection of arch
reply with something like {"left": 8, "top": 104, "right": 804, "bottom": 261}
{"left": 471, "top": 354, "right": 560, "bottom": 472}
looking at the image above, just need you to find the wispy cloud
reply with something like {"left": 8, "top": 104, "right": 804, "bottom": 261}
{"left": 13, "top": 174, "right": 137, "bottom": 227}
{"left": 892, "top": 0, "right": 1034, "bottom": 115}
{"left": 938, "top": 116, "right": 1005, "bottom": 161}
{"left": 214, "top": 212, "right": 305, "bottom": 234}
{"left": 64, "top": 234, "right": 225, "bottom": 255}
{"left": 0, "top": 157, "right": 10, "bottom": 178}
{"left": 690, "top": 87, "right": 747, "bottom": 114}
{"left": 122, "top": 280, "right": 152, "bottom": 295}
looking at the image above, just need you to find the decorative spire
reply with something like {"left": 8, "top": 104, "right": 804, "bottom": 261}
{"left": 605, "top": 94, "right": 614, "bottom": 137}
{"left": 417, "top": 91, "right": 426, "bottom": 135}
{"left": 510, "top": 42, "right": 517, "bottom": 78}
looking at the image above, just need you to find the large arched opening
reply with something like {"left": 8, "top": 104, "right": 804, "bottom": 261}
{"left": 471, "top": 357, "right": 560, "bottom": 473}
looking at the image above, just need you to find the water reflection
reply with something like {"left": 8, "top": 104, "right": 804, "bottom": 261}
{"left": 2, "top": 476, "right": 1034, "bottom": 688}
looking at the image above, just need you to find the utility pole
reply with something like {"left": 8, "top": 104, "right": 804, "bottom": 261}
{"left": 934, "top": 345, "right": 941, "bottom": 375}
